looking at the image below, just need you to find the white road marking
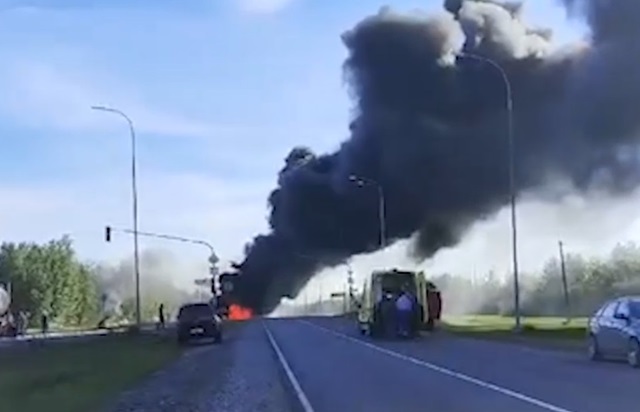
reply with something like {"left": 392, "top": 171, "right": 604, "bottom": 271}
{"left": 263, "top": 321, "right": 315, "bottom": 412}
{"left": 300, "top": 320, "right": 575, "bottom": 412}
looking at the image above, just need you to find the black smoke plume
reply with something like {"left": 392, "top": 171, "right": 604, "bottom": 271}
{"left": 231, "top": 0, "right": 640, "bottom": 314}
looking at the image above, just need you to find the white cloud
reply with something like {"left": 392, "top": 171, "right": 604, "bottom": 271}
{"left": 0, "top": 51, "right": 300, "bottom": 291}
{"left": 0, "top": 171, "right": 273, "bottom": 287}
{"left": 236, "top": 0, "right": 297, "bottom": 14}
{"left": 0, "top": 52, "right": 276, "bottom": 280}
{"left": 0, "top": 59, "right": 248, "bottom": 139}
{"left": 0, "top": 56, "right": 276, "bottom": 288}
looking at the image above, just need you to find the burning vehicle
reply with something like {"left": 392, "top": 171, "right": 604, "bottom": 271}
{"left": 213, "top": 271, "right": 253, "bottom": 321}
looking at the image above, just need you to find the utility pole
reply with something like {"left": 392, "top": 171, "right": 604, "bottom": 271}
{"left": 347, "top": 263, "right": 354, "bottom": 313}
{"left": 344, "top": 284, "right": 348, "bottom": 314}
{"left": 558, "top": 240, "right": 571, "bottom": 323}
{"left": 318, "top": 280, "right": 323, "bottom": 314}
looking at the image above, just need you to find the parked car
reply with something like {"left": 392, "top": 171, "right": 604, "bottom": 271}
{"left": 587, "top": 296, "right": 640, "bottom": 368}
{"left": 176, "top": 302, "right": 222, "bottom": 345}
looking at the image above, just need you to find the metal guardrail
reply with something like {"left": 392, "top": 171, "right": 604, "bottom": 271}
{"left": 0, "top": 323, "right": 165, "bottom": 349}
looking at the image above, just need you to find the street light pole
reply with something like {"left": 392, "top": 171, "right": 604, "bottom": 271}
{"left": 92, "top": 105, "right": 142, "bottom": 329}
{"left": 456, "top": 52, "right": 520, "bottom": 331}
{"left": 349, "top": 175, "right": 387, "bottom": 249}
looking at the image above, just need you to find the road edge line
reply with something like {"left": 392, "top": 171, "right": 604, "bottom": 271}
{"left": 299, "top": 320, "right": 574, "bottom": 412}
{"left": 263, "top": 321, "right": 315, "bottom": 412}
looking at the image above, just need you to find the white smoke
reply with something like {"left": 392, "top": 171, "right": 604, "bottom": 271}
{"left": 101, "top": 292, "right": 123, "bottom": 318}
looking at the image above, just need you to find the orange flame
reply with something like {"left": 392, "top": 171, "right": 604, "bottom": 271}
{"left": 228, "top": 304, "right": 253, "bottom": 321}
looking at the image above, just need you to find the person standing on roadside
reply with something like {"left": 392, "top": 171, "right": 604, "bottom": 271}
{"left": 395, "top": 285, "right": 415, "bottom": 337}
{"left": 41, "top": 311, "right": 49, "bottom": 335}
{"left": 158, "top": 303, "right": 165, "bottom": 330}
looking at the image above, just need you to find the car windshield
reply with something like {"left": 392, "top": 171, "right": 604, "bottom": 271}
{"left": 379, "top": 272, "right": 416, "bottom": 295}
{"left": 179, "top": 304, "right": 213, "bottom": 319}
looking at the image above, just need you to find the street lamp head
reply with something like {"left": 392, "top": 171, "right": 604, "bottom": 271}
{"left": 91, "top": 105, "right": 121, "bottom": 115}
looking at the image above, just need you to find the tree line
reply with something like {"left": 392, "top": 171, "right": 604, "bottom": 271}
{"left": 4, "top": 236, "right": 639, "bottom": 325}
{"left": 0, "top": 236, "right": 201, "bottom": 329}
{"left": 433, "top": 241, "right": 640, "bottom": 317}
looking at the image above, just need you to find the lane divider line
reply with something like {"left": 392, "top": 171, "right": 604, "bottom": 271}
{"left": 298, "top": 320, "right": 574, "bottom": 412}
{"left": 263, "top": 321, "right": 315, "bottom": 412}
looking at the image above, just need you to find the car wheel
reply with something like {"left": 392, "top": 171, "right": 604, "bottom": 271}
{"left": 587, "top": 334, "right": 601, "bottom": 361}
{"left": 627, "top": 338, "right": 640, "bottom": 368}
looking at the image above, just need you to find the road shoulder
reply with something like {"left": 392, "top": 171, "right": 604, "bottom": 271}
{"left": 441, "top": 316, "right": 586, "bottom": 353}
{"left": 106, "top": 320, "right": 295, "bottom": 412}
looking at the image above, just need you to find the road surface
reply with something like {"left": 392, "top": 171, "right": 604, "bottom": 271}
{"left": 108, "top": 320, "right": 294, "bottom": 412}
{"left": 262, "top": 316, "right": 637, "bottom": 412}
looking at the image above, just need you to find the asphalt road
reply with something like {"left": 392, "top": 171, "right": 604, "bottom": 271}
{"left": 264, "top": 316, "right": 638, "bottom": 412}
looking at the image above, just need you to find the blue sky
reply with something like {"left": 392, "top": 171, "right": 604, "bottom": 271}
{"left": 0, "top": 0, "right": 590, "bottom": 286}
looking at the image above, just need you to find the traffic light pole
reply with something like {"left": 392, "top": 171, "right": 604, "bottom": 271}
{"left": 104, "top": 225, "right": 220, "bottom": 293}
{"left": 105, "top": 226, "right": 216, "bottom": 257}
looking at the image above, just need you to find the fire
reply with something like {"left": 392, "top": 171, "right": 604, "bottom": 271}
{"left": 228, "top": 304, "right": 253, "bottom": 321}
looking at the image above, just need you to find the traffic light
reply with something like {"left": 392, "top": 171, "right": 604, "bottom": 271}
{"left": 105, "top": 226, "right": 112, "bottom": 242}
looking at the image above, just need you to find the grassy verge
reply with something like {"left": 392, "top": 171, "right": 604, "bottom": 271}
{"left": 0, "top": 333, "right": 182, "bottom": 412}
{"left": 442, "top": 315, "right": 588, "bottom": 348}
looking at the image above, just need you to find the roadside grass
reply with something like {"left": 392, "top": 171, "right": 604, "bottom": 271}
{"left": 442, "top": 315, "right": 588, "bottom": 342}
{"left": 0, "top": 333, "right": 182, "bottom": 412}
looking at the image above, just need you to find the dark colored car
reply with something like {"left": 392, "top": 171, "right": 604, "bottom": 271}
{"left": 587, "top": 296, "right": 640, "bottom": 368}
{"left": 176, "top": 302, "right": 222, "bottom": 345}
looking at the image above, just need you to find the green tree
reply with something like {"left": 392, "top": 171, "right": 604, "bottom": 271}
{"left": 0, "top": 236, "right": 101, "bottom": 327}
